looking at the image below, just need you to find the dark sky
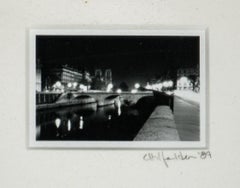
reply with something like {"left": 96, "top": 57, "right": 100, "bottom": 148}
{"left": 36, "top": 35, "right": 199, "bottom": 87}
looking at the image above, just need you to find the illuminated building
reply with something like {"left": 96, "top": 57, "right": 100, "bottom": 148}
{"left": 36, "top": 59, "right": 42, "bottom": 92}
{"left": 43, "top": 65, "right": 83, "bottom": 90}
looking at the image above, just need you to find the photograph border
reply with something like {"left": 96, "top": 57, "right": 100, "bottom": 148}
{"left": 29, "top": 28, "right": 207, "bottom": 149}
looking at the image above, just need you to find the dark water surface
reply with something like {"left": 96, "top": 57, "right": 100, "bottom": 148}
{"left": 36, "top": 99, "right": 155, "bottom": 141}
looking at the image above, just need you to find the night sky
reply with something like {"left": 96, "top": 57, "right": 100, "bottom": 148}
{"left": 36, "top": 35, "right": 199, "bottom": 87}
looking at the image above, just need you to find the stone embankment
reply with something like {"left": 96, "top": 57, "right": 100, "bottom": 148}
{"left": 134, "top": 105, "right": 180, "bottom": 141}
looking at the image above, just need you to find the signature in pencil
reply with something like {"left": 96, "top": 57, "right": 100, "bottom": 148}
{"left": 143, "top": 151, "right": 212, "bottom": 168}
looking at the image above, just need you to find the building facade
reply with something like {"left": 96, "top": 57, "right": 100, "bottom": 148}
{"left": 36, "top": 59, "right": 42, "bottom": 92}
{"left": 43, "top": 65, "right": 83, "bottom": 91}
{"left": 176, "top": 65, "right": 200, "bottom": 91}
{"left": 92, "top": 69, "right": 112, "bottom": 90}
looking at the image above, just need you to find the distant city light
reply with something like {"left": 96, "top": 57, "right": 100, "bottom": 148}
{"left": 131, "top": 89, "right": 137, "bottom": 93}
{"left": 145, "top": 82, "right": 152, "bottom": 90}
{"left": 79, "top": 84, "right": 87, "bottom": 92}
{"left": 116, "top": 89, "right": 122, "bottom": 94}
{"left": 106, "top": 83, "right": 113, "bottom": 92}
{"left": 135, "top": 83, "right": 140, "bottom": 89}
{"left": 67, "top": 83, "right": 72, "bottom": 88}
{"left": 56, "top": 81, "right": 61, "bottom": 88}
{"left": 163, "top": 81, "right": 169, "bottom": 88}
{"left": 73, "top": 82, "right": 78, "bottom": 88}
{"left": 168, "top": 81, "right": 173, "bottom": 87}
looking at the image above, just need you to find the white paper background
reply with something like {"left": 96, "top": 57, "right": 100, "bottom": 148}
{"left": 0, "top": 0, "right": 240, "bottom": 187}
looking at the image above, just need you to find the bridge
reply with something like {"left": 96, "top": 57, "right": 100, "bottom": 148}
{"left": 36, "top": 91, "right": 154, "bottom": 108}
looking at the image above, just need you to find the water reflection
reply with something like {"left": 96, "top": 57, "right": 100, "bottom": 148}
{"left": 36, "top": 125, "right": 41, "bottom": 139}
{"left": 55, "top": 118, "right": 61, "bottom": 128}
{"left": 36, "top": 101, "right": 154, "bottom": 141}
{"left": 79, "top": 116, "right": 84, "bottom": 129}
{"left": 67, "top": 119, "right": 71, "bottom": 131}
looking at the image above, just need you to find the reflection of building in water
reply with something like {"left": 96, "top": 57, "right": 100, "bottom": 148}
{"left": 36, "top": 59, "right": 42, "bottom": 92}
{"left": 176, "top": 65, "right": 200, "bottom": 91}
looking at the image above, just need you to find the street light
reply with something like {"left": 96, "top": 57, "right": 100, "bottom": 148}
{"left": 56, "top": 81, "right": 61, "bottom": 88}
{"left": 67, "top": 83, "right": 72, "bottom": 88}
{"left": 163, "top": 81, "right": 168, "bottom": 88}
{"left": 73, "top": 82, "right": 78, "bottom": 88}
{"left": 116, "top": 89, "right": 122, "bottom": 94}
{"left": 131, "top": 89, "right": 137, "bottom": 94}
{"left": 134, "top": 83, "right": 140, "bottom": 89}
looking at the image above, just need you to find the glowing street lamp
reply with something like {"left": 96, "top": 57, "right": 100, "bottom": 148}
{"left": 134, "top": 83, "right": 140, "bottom": 89}
{"left": 67, "top": 83, "right": 72, "bottom": 88}
{"left": 131, "top": 89, "right": 137, "bottom": 94}
{"left": 73, "top": 82, "right": 78, "bottom": 88}
{"left": 56, "top": 81, "right": 61, "bottom": 88}
{"left": 168, "top": 81, "right": 173, "bottom": 88}
{"left": 116, "top": 89, "right": 122, "bottom": 94}
{"left": 163, "top": 81, "right": 168, "bottom": 88}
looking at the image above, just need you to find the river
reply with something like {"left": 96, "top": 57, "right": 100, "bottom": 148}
{"left": 36, "top": 99, "right": 156, "bottom": 141}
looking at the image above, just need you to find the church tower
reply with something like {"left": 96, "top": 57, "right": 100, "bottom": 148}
{"left": 104, "top": 69, "right": 112, "bottom": 85}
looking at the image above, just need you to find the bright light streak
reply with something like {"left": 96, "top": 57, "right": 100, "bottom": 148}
{"left": 79, "top": 116, "right": 84, "bottom": 129}
{"left": 55, "top": 118, "right": 61, "bottom": 128}
{"left": 67, "top": 119, "right": 71, "bottom": 131}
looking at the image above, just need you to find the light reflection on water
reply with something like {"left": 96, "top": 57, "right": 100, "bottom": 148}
{"left": 36, "top": 100, "right": 153, "bottom": 141}
{"left": 79, "top": 116, "right": 84, "bottom": 129}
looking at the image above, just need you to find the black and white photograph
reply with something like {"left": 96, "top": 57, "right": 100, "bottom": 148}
{"left": 29, "top": 29, "right": 206, "bottom": 148}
